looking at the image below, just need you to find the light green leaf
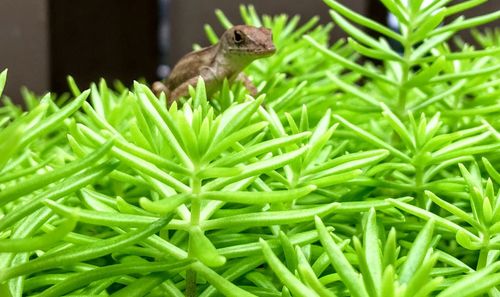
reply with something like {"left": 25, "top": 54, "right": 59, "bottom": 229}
{"left": 348, "top": 38, "right": 403, "bottom": 62}
{"left": 136, "top": 83, "right": 192, "bottom": 168}
{"left": 398, "top": 220, "right": 434, "bottom": 284}
{"left": 380, "top": 0, "right": 408, "bottom": 24}
{"left": 326, "top": 73, "right": 381, "bottom": 107}
{"left": 296, "top": 246, "right": 338, "bottom": 297}
{"left": 444, "top": 0, "right": 487, "bottom": 17}
{"left": 405, "top": 56, "right": 446, "bottom": 88}
{"left": 324, "top": 0, "right": 402, "bottom": 42}
{"left": 0, "top": 218, "right": 76, "bottom": 252}
{"left": 411, "top": 8, "right": 447, "bottom": 43}
{"left": 315, "top": 216, "right": 369, "bottom": 297}
{"left": 304, "top": 35, "right": 396, "bottom": 85}
{"left": 429, "top": 63, "right": 500, "bottom": 84}
{"left": 213, "top": 96, "right": 264, "bottom": 145}
{"left": 306, "top": 169, "right": 363, "bottom": 188}
{"left": 214, "top": 9, "right": 233, "bottom": 29}
{"left": 192, "top": 262, "right": 256, "bottom": 297}
{"left": 363, "top": 208, "right": 382, "bottom": 293}
{"left": 211, "top": 131, "right": 309, "bottom": 168}
{"left": 431, "top": 132, "right": 491, "bottom": 160}
{"left": 410, "top": 30, "right": 455, "bottom": 60}
{"left": 437, "top": 263, "right": 500, "bottom": 297}
{"left": 426, "top": 191, "right": 481, "bottom": 230}
{"left": 0, "top": 69, "right": 8, "bottom": 97}
{"left": 260, "top": 239, "right": 320, "bottom": 297}
{"left": 139, "top": 194, "right": 189, "bottom": 215}
{"left": 204, "top": 24, "right": 219, "bottom": 44}
{"left": 381, "top": 103, "right": 415, "bottom": 151}
{"left": 381, "top": 265, "right": 395, "bottom": 297}
{"left": 190, "top": 226, "right": 226, "bottom": 267}
{"left": 483, "top": 158, "right": 500, "bottom": 185}
{"left": 455, "top": 230, "right": 482, "bottom": 250}
{"left": 204, "top": 145, "right": 308, "bottom": 191}
{"left": 200, "top": 185, "right": 316, "bottom": 204}
{"left": 0, "top": 215, "right": 173, "bottom": 282}
{"left": 329, "top": 10, "right": 396, "bottom": 55}
{"left": 409, "top": 0, "right": 425, "bottom": 14}
{"left": 203, "top": 203, "right": 339, "bottom": 230}
{"left": 203, "top": 122, "right": 269, "bottom": 163}
{"left": 387, "top": 199, "right": 479, "bottom": 240}
{"left": 430, "top": 10, "right": 500, "bottom": 37}
{"left": 305, "top": 149, "right": 389, "bottom": 176}
{"left": 334, "top": 115, "right": 411, "bottom": 162}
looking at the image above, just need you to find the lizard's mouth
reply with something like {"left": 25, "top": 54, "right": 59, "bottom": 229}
{"left": 230, "top": 46, "right": 276, "bottom": 57}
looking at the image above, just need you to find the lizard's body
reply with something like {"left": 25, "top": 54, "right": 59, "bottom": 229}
{"left": 153, "top": 25, "right": 275, "bottom": 103}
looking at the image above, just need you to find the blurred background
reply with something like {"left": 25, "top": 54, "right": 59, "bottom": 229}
{"left": 0, "top": 0, "right": 498, "bottom": 104}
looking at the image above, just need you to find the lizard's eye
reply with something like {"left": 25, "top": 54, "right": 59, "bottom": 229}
{"left": 234, "top": 30, "right": 244, "bottom": 44}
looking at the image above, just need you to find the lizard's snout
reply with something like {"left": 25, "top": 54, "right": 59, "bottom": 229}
{"left": 262, "top": 45, "right": 276, "bottom": 56}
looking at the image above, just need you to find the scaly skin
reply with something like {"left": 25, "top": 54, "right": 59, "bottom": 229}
{"left": 153, "top": 25, "right": 276, "bottom": 103}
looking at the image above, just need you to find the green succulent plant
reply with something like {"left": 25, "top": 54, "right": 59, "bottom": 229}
{"left": 0, "top": 0, "right": 499, "bottom": 296}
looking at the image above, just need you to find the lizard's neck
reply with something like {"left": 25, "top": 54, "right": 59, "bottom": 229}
{"left": 216, "top": 46, "right": 254, "bottom": 74}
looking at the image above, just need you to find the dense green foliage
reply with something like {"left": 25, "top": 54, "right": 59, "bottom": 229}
{"left": 0, "top": 0, "right": 500, "bottom": 296}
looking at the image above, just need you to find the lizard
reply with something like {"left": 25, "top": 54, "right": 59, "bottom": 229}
{"left": 152, "top": 25, "right": 276, "bottom": 103}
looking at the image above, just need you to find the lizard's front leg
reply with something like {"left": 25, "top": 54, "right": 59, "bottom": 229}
{"left": 169, "top": 77, "right": 201, "bottom": 102}
{"left": 152, "top": 81, "right": 170, "bottom": 96}
{"left": 169, "top": 67, "right": 218, "bottom": 103}
{"left": 235, "top": 73, "right": 258, "bottom": 97}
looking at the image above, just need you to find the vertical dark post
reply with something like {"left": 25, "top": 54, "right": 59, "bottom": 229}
{"left": 1, "top": 0, "right": 159, "bottom": 103}
{"left": 367, "top": 0, "right": 388, "bottom": 32}
{"left": 0, "top": 0, "right": 50, "bottom": 102}
{"left": 48, "top": 0, "right": 159, "bottom": 93}
{"left": 157, "top": 0, "right": 172, "bottom": 80}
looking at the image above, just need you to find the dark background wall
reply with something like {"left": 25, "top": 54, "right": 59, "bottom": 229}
{"left": 0, "top": 0, "right": 498, "bottom": 104}
{"left": 167, "top": 1, "right": 499, "bottom": 63}
{"left": 48, "top": 0, "right": 159, "bottom": 92}
{"left": 167, "top": 0, "right": 367, "bottom": 63}
{"left": 0, "top": 0, "right": 49, "bottom": 98}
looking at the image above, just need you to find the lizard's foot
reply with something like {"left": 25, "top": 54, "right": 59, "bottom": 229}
{"left": 152, "top": 81, "right": 169, "bottom": 96}
{"left": 236, "top": 73, "right": 258, "bottom": 97}
{"left": 246, "top": 84, "right": 258, "bottom": 97}
{"left": 169, "top": 89, "right": 185, "bottom": 103}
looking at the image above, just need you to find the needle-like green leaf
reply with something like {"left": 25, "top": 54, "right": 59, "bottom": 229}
{"left": 315, "top": 216, "right": 369, "bottom": 297}
{"left": 0, "top": 214, "right": 174, "bottom": 282}
{"left": 260, "top": 239, "right": 320, "bottom": 297}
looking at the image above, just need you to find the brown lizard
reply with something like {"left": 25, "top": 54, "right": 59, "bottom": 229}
{"left": 152, "top": 25, "right": 276, "bottom": 103}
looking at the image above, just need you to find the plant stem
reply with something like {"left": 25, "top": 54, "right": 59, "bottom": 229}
{"left": 185, "top": 270, "right": 197, "bottom": 297}
{"left": 186, "top": 175, "right": 202, "bottom": 297}
{"left": 477, "top": 235, "right": 490, "bottom": 270}
{"left": 397, "top": 8, "right": 415, "bottom": 117}
{"left": 398, "top": 43, "right": 412, "bottom": 117}
{"left": 415, "top": 163, "right": 425, "bottom": 208}
{"left": 477, "top": 248, "right": 489, "bottom": 270}
{"left": 190, "top": 178, "right": 202, "bottom": 226}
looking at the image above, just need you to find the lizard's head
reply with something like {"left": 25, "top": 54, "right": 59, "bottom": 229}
{"left": 221, "top": 25, "right": 276, "bottom": 59}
